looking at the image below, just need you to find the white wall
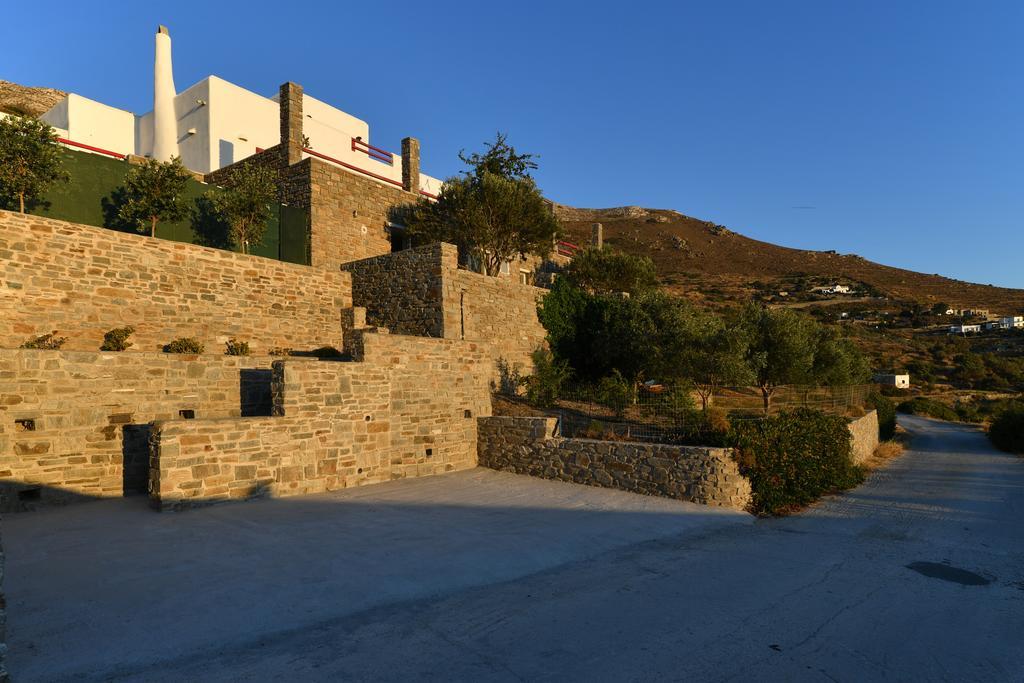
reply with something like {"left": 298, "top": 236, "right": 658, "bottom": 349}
{"left": 41, "top": 95, "right": 134, "bottom": 156}
{"left": 207, "top": 76, "right": 278, "bottom": 171}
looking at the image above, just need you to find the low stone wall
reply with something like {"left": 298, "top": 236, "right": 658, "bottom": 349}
{"left": 342, "top": 243, "right": 548, "bottom": 379}
{"left": 0, "top": 211, "right": 351, "bottom": 354}
{"left": 849, "top": 410, "right": 880, "bottom": 465}
{"left": 477, "top": 416, "right": 752, "bottom": 509}
{"left": 0, "top": 349, "right": 288, "bottom": 509}
{"left": 150, "top": 331, "right": 492, "bottom": 510}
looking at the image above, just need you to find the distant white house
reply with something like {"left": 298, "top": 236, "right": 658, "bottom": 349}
{"left": 949, "top": 324, "right": 982, "bottom": 334}
{"left": 1000, "top": 315, "right": 1024, "bottom": 329}
{"left": 873, "top": 373, "right": 910, "bottom": 389}
{"left": 814, "top": 284, "right": 853, "bottom": 295}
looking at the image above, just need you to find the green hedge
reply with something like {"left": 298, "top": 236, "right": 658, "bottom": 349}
{"left": 12, "top": 148, "right": 309, "bottom": 264}
{"left": 730, "top": 408, "right": 862, "bottom": 515}
{"left": 867, "top": 391, "right": 897, "bottom": 440}
{"left": 989, "top": 405, "right": 1024, "bottom": 454}
{"left": 896, "top": 397, "right": 959, "bottom": 421}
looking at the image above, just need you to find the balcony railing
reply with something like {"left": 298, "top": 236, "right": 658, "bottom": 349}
{"left": 351, "top": 137, "right": 394, "bottom": 165}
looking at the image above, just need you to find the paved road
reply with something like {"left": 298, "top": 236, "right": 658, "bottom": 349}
{"left": 8, "top": 416, "right": 1024, "bottom": 681}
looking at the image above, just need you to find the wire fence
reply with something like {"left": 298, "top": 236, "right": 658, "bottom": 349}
{"left": 548, "top": 383, "right": 873, "bottom": 446}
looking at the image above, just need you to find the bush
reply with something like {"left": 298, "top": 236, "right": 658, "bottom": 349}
{"left": 224, "top": 338, "right": 250, "bottom": 356}
{"left": 896, "top": 397, "right": 958, "bottom": 422}
{"left": 989, "top": 405, "right": 1024, "bottom": 454}
{"left": 729, "top": 408, "right": 862, "bottom": 515}
{"left": 596, "top": 370, "right": 633, "bottom": 418}
{"left": 20, "top": 331, "right": 67, "bottom": 350}
{"left": 163, "top": 337, "right": 205, "bottom": 354}
{"left": 866, "top": 391, "right": 896, "bottom": 440}
{"left": 100, "top": 326, "right": 135, "bottom": 352}
{"left": 268, "top": 347, "right": 293, "bottom": 356}
{"left": 523, "top": 348, "right": 572, "bottom": 408}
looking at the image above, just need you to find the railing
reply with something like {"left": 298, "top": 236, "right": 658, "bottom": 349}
{"left": 57, "top": 137, "right": 126, "bottom": 160}
{"left": 556, "top": 240, "right": 579, "bottom": 257}
{"left": 351, "top": 137, "right": 394, "bottom": 165}
{"left": 303, "top": 147, "right": 438, "bottom": 200}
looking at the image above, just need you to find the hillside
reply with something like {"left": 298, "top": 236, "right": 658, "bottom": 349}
{"left": 0, "top": 80, "right": 65, "bottom": 117}
{"left": 555, "top": 205, "right": 1024, "bottom": 314}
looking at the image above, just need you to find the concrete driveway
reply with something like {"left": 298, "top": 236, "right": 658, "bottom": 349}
{"left": 7, "top": 415, "right": 1024, "bottom": 681}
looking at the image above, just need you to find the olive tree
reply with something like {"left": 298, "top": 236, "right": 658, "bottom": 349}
{"left": 563, "top": 247, "right": 658, "bottom": 295}
{"left": 0, "top": 115, "right": 68, "bottom": 213}
{"left": 207, "top": 163, "right": 277, "bottom": 254}
{"left": 117, "top": 157, "right": 192, "bottom": 237}
{"left": 734, "top": 304, "right": 818, "bottom": 415}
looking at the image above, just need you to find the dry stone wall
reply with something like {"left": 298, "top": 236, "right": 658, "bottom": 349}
{"left": 343, "top": 243, "right": 548, "bottom": 379}
{"left": 848, "top": 410, "right": 880, "bottom": 465}
{"left": 150, "top": 331, "right": 492, "bottom": 510}
{"left": 0, "top": 210, "right": 350, "bottom": 354}
{"left": 0, "top": 349, "right": 289, "bottom": 509}
{"left": 478, "top": 416, "right": 752, "bottom": 509}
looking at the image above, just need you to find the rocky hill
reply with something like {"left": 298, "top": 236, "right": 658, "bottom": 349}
{"left": 0, "top": 80, "right": 65, "bottom": 117}
{"left": 555, "top": 205, "right": 1024, "bottom": 314}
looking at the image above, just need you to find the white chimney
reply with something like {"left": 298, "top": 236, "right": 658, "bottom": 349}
{"left": 152, "top": 25, "right": 179, "bottom": 162}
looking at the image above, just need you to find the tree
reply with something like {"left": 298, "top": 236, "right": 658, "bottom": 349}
{"left": 117, "top": 157, "right": 192, "bottom": 237}
{"left": 206, "top": 163, "right": 277, "bottom": 254}
{"left": 682, "top": 312, "right": 754, "bottom": 412}
{"left": 458, "top": 131, "right": 537, "bottom": 180}
{"left": 0, "top": 115, "right": 68, "bottom": 213}
{"left": 404, "top": 171, "right": 560, "bottom": 276}
{"left": 734, "top": 304, "right": 818, "bottom": 415}
{"left": 563, "top": 247, "right": 658, "bottom": 295}
{"left": 402, "top": 134, "right": 561, "bottom": 276}
{"left": 811, "top": 327, "right": 870, "bottom": 387}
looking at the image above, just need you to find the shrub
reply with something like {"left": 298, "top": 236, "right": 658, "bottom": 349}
{"left": 268, "top": 347, "right": 293, "bottom": 356}
{"left": 596, "top": 370, "right": 633, "bottom": 418}
{"left": 20, "top": 331, "right": 67, "bottom": 350}
{"left": 163, "top": 337, "right": 205, "bottom": 354}
{"left": 989, "top": 405, "right": 1024, "bottom": 454}
{"left": 896, "top": 397, "right": 958, "bottom": 422}
{"left": 224, "top": 338, "right": 250, "bottom": 356}
{"left": 866, "top": 391, "right": 896, "bottom": 440}
{"left": 523, "top": 348, "right": 572, "bottom": 408}
{"left": 729, "top": 408, "right": 862, "bottom": 515}
{"left": 100, "top": 326, "right": 135, "bottom": 352}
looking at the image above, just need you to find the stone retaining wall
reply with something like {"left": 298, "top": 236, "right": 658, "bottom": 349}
{"left": 849, "top": 410, "right": 880, "bottom": 465}
{"left": 343, "top": 243, "right": 548, "bottom": 378}
{"left": 0, "top": 349, "right": 290, "bottom": 509}
{"left": 149, "top": 332, "right": 492, "bottom": 510}
{"left": 477, "top": 416, "right": 752, "bottom": 509}
{"left": 0, "top": 210, "right": 350, "bottom": 354}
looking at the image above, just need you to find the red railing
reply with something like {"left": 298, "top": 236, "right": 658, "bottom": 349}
{"left": 57, "top": 137, "right": 126, "bottom": 160}
{"left": 557, "top": 240, "right": 579, "bottom": 257}
{"left": 304, "top": 147, "right": 404, "bottom": 189}
{"left": 351, "top": 137, "right": 394, "bottom": 165}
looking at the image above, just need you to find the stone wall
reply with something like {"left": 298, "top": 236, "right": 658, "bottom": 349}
{"left": 849, "top": 410, "right": 880, "bottom": 465}
{"left": 150, "top": 331, "right": 492, "bottom": 510}
{"left": 0, "top": 211, "right": 351, "bottom": 354}
{"left": 343, "top": 243, "right": 548, "bottom": 378}
{"left": 0, "top": 349, "right": 289, "bottom": 509}
{"left": 477, "top": 416, "right": 752, "bottom": 509}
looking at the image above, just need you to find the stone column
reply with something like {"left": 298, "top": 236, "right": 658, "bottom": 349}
{"left": 401, "top": 137, "right": 421, "bottom": 194}
{"left": 591, "top": 223, "right": 603, "bottom": 249}
{"left": 279, "top": 82, "right": 304, "bottom": 166}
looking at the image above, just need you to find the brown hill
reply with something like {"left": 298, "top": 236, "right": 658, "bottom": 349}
{"left": 555, "top": 205, "right": 1024, "bottom": 314}
{"left": 0, "top": 80, "right": 66, "bottom": 117}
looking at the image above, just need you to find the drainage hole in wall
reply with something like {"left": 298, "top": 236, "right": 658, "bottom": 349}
{"left": 15, "top": 418, "right": 36, "bottom": 432}
{"left": 464, "top": 410, "right": 472, "bottom": 419}
{"left": 425, "top": 448, "right": 433, "bottom": 458}
{"left": 18, "top": 487, "right": 41, "bottom": 501}
{"left": 179, "top": 409, "right": 195, "bottom": 419}
{"left": 357, "top": 468, "right": 363, "bottom": 474}
{"left": 364, "top": 415, "right": 372, "bottom": 422}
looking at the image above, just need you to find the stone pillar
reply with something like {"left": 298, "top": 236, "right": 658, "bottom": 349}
{"left": 401, "top": 137, "right": 421, "bottom": 194}
{"left": 591, "top": 223, "right": 603, "bottom": 249}
{"left": 279, "top": 82, "right": 304, "bottom": 166}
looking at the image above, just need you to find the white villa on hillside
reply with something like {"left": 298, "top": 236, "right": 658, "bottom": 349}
{"left": 33, "top": 26, "right": 441, "bottom": 194}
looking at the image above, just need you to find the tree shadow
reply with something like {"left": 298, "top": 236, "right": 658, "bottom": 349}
{"left": 191, "top": 194, "right": 232, "bottom": 249}
{"left": 101, "top": 186, "right": 141, "bottom": 234}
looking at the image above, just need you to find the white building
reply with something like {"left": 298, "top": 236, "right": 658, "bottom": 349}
{"left": 873, "top": 373, "right": 910, "bottom": 389}
{"left": 37, "top": 27, "right": 441, "bottom": 194}
{"left": 949, "top": 324, "right": 981, "bottom": 334}
{"left": 1000, "top": 316, "right": 1024, "bottom": 329}
{"left": 814, "top": 284, "right": 852, "bottom": 295}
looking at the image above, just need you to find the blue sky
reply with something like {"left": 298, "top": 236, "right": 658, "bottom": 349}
{"left": 3, "top": 1, "right": 1021, "bottom": 287}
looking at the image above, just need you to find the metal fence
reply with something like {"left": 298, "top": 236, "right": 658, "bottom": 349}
{"left": 549, "top": 383, "right": 872, "bottom": 446}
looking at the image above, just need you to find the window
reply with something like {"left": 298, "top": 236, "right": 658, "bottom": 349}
{"left": 519, "top": 270, "right": 531, "bottom": 285}
{"left": 500, "top": 260, "right": 510, "bottom": 276}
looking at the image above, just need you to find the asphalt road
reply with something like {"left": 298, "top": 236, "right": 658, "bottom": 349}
{"left": 8, "top": 416, "right": 1024, "bottom": 681}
